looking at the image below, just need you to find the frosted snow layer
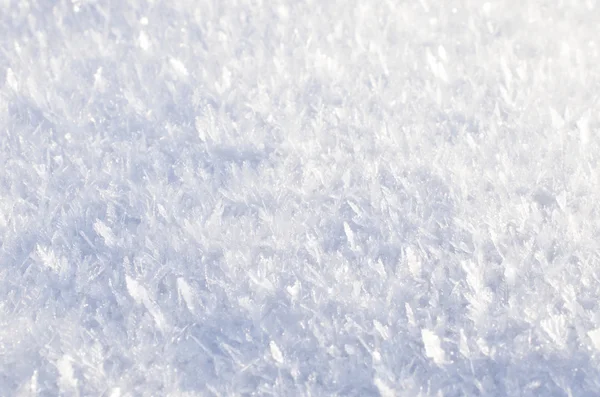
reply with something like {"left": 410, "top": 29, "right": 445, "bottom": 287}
{"left": 1, "top": 0, "right": 600, "bottom": 395}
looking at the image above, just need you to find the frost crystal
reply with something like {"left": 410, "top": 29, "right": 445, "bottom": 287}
{"left": 422, "top": 329, "right": 447, "bottom": 365}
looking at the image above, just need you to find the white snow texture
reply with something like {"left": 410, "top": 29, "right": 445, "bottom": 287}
{"left": 1, "top": 0, "right": 599, "bottom": 396}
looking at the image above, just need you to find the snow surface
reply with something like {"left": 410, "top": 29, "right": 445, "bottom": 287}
{"left": 1, "top": 0, "right": 600, "bottom": 395}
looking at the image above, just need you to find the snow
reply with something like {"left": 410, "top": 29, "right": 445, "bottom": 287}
{"left": 421, "top": 329, "right": 447, "bottom": 366}
{"left": 1, "top": 0, "right": 600, "bottom": 395}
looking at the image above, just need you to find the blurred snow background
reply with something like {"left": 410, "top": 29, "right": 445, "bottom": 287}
{"left": 1, "top": 0, "right": 600, "bottom": 395}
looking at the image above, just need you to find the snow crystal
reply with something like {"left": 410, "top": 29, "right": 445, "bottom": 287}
{"left": 169, "top": 58, "right": 189, "bottom": 79}
{"left": 588, "top": 328, "right": 600, "bottom": 351}
{"left": 5, "top": 68, "right": 18, "bottom": 91}
{"left": 422, "top": 329, "right": 447, "bottom": 365}
{"left": 138, "top": 31, "right": 151, "bottom": 51}
{"left": 269, "top": 341, "right": 284, "bottom": 364}
{"left": 374, "top": 378, "right": 396, "bottom": 397}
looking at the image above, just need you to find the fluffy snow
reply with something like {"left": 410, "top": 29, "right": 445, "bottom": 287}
{"left": 1, "top": 0, "right": 600, "bottom": 395}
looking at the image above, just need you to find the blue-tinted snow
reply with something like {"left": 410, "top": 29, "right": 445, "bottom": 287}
{"left": 1, "top": 1, "right": 600, "bottom": 395}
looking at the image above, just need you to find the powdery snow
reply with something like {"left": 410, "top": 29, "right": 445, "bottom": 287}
{"left": 1, "top": 0, "right": 600, "bottom": 395}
